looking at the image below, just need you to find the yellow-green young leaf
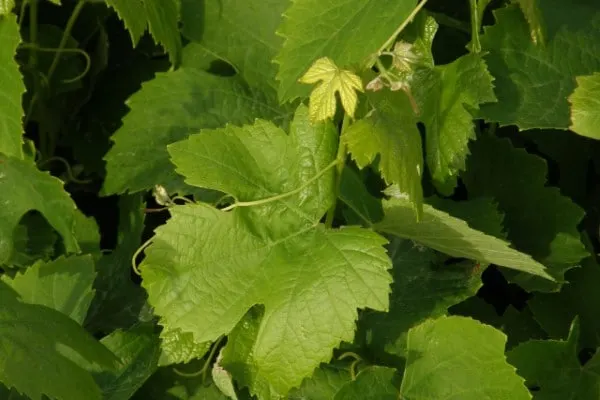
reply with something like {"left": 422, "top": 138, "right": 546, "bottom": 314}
{"left": 344, "top": 90, "right": 423, "bottom": 218}
{"left": 0, "top": 0, "right": 15, "bottom": 14}
{"left": 569, "top": 73, "right": 600, "bottom": 140}
{"left": 0, "top": 14, "right": 25, "bottom": 159}
{"left": 299, "top": 57, "right": 364, "bottom": 122}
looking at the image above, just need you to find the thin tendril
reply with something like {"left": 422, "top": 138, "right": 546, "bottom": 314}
{"left": 338, "top": 352, "right": 363, "bottom": 380}
{"left": 37, "top": 156, "right": 92, "bottom": 184}
{"left": 338, "top": 351, "right": 362, "bottom": 362}
{"left": 221, "top": 159, "right": 340, "bottom": 212}
{"left": 131, "top": 237, "right": 154, "bottom": 276}
{"left": 20, "top": 44, "right": 92, "bottom": 83}
{"left": 350, "top": 359, "right": 361, "bottom": 380}
{"left": 171, "top": 195, "right": 195, "bottom": 205}
{"left": 173, "top": 336, "right": 225, "bottom": 380}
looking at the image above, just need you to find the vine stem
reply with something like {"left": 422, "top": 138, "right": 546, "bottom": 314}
{"left": 376, "top": 0, "right": 429, "bottom": 55}
{"left": 221, "top": 159, "right": 341, "bottom": 212}
{"left": 325, "top": 115, "right": 351, "bottom": 227}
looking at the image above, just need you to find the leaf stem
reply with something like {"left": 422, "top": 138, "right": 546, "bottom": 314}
{"left": 325, "top": 115, "right": 351, "bottom": 227}
{"left": 376, "top": 0, "right": 429, "bottom": 55}
{"left": 28, "top": 0, "right": 38, "bottom": 69}
{"left": 47, "top": 0, "right": 87, "bottom": 82}
{"left": 222, "top": 159, "right": 341, "bottom": 212}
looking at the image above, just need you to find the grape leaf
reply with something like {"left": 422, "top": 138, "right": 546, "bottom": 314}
{"left": 344, "top": 90, "right": 423, "bottom": 218}
{"left": 4, "top": 212, "right": 58, "bottom": 268}
{"left": 95, "top": 325, "right": 161, "bottom": 400}
{"left": 86, "top": 195, "right": 147, "bottom": 333}
{"left": 507, "top": 317, "right": 600, "bottom": 399}
{"left": 0, "top": 155, "right": 80, "bottom": 264}
{"left": 375, "top": 197, "right": 551, "bottom": 279}
{"left": 102, "top": 45, "right": 290, "bottom": 196}
{"left": 275, "top": 0, "right": 415, "bottom": 102}
{"left": 339, "top": 167, "right": 384, "bottom": 226}
{"left": 104, "top": 0, "right": 182, "bottom": 66}
{"left": 180, "top": 0, "right": 287, "bottom": 90}
{"left": 0, "top": 14, "right": 25, "bottom": 159}
{"left": 399, "top": 316, "right": 531, "bottom": 399}
{"left": 158, "top": 327, "right": 210, "bottom": 367}
{"left": 0, "top": 283, "right": 119, "bottom": 400}
{"left": 515, "top": 0, "right": 546, "bottom": 44}
{"left": 212, "top": 350, "right": 238, "bottom": 400}
{"left": 289, "top": 365, "right": 351, "bottom": 400}
{"left": 412, "top": 52, "right": 496, "bottom": 194}
{"left": 334, "top": 366, "right": 400, "bottom": 400}
{"left": 463, "top": 134, "right": 588, "bottom": 290}
{"left": 479, "top": 4, "right": 600, "bottom": 129}
{"left": 299, "top": 57, "right": 364, "bottom": 122}
{"left": 569, "top": 73, "right": 600, "bottom": 139}
{"left": 361, "top": 238, "right": 482, "bottom": 357}
{"left": 141, "top": 106, "right": 392, "bottom": 398}
{"left": 2, "top": 255, "right": 95, "bottom": 324}
{"left": 529, "top": 257, "right": 600, "bottom": 350}
{"left": 0, "top": 0, "right": 15, "bottom": 15}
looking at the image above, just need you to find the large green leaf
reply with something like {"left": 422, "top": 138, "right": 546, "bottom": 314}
{"left": 2, "top": 255, "right": 95, "bottom": 324}
{"left": 375, "top": 197, "right": 551, "bottom": 279}
{"left": 0, "top": 155, "right": 80, "bottom": 264}
{"left": 0, "top": 14, "right": 25, "bottom": 159}
{"left": 507, "top": 318, "right": 600, "bottom": 399}
{"left": 362, "top": 238, "right": 482, "bottom": 357}
{"left": 463, "top": 134, "right": 588, "bottom": 290}
{"left": 102, "top": 45, "right": 290, "bottom": 196}
{"left": 95, "top": 325, "right": 161, "bottom": 400}
{"left": 569, "top": 73, "right": 600, "bottom": 140}
{"left": 412, "top": 53, "right": 496, "bottom": 194}
{"left": 141, "top": 106, "right": 392, "bottom": 398}
{"left": 479, "top": 4, "right": 600, "bottom": 129}
{"left": 180, "top": 0, "right": 287, "bottom": 90}
{"left": 344, "top": 90, "right": 423, "bottom": 218}
{"left": 275, "top": 0, "right": 416, "bottom": 102}
{"left": 0, "top": 283, "right": 119, "bottom": 400}
{"left": 399, "top": 316, "right": 530, "bottom": 399}
{"left": 104, "top": 0, "right": 182, "bottom": 66}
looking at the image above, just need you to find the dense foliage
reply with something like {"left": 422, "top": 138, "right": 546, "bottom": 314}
{"left": 1, "top": 0, "right": 600, "bottom": 398}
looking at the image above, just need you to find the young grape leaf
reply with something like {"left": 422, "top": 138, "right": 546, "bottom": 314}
{"left": 344, "top": 90, "right": 423, "bottom": 218}
{"left": 0, "top": 14, "right": 25, "bottom": 159}
{"left": 102, "top": 45, "right": 290, "bottom": 196}
{"left": 95, "top": 325, "right": 161, "bottom": 400}
{"left": 412, "top": 53, "right": 496, "bottom": 194}
{"left": 361, "top": 238, "right": 482, "bottom": 357}
{"left": 479, "top": 4, "right": 600, "bottom": 129}
{"left": 0, "top": 155, "right": 80, "bottom": 265}
{"left": 212, "top": 349, "right": 238, "bottom": 400}
{"left": 104, "top": 0, "right": 182, "bottom": 66}
{"left": 507, "top": 317, "right": 600, "bottom": 399}
{"left": 464, "top": 134, "right": 588, "bottom": 291}
{"left": 334, "top": 366, "right": 400, "bottom": 400}
{"left": 141, "top": 106, "right": 392, "bottom": 398}
{"left": 299, "top": 57, "right": 364, "bottom": 122}
{"left": 158, "top": 327, "right": 210, "bottom": 367}
{"left": 529, "top": 257, "right": 600, "bottom": 350}
{"left": 375, "top": 197, "right": 551, "bottom": 279}
{"left": 289, "top": 365, "right": 351, "bottom": 400}
{"left": 569, "top": 73, "right": 600, "bottom": 139}
{"left": 275, "top": 0, "right": 416, "bottom": 102}
{"left": 399, "top": 316, "right": 531, "bottom": 399}
{"left": 0, "top": 0, "right": 15, "bottom": 15}
{"left": 0, "top": 283, "right": 119, "bottom": 400}
{"left": 180, "top": 0, "right": 288, "bottom": 91}
{"left": 1, "top": 255, "right": 95, "bottom": 324}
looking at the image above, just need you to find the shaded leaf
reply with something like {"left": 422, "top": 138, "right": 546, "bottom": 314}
{"left": 334, "top": 366, "right": 400, "bottom": 400}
